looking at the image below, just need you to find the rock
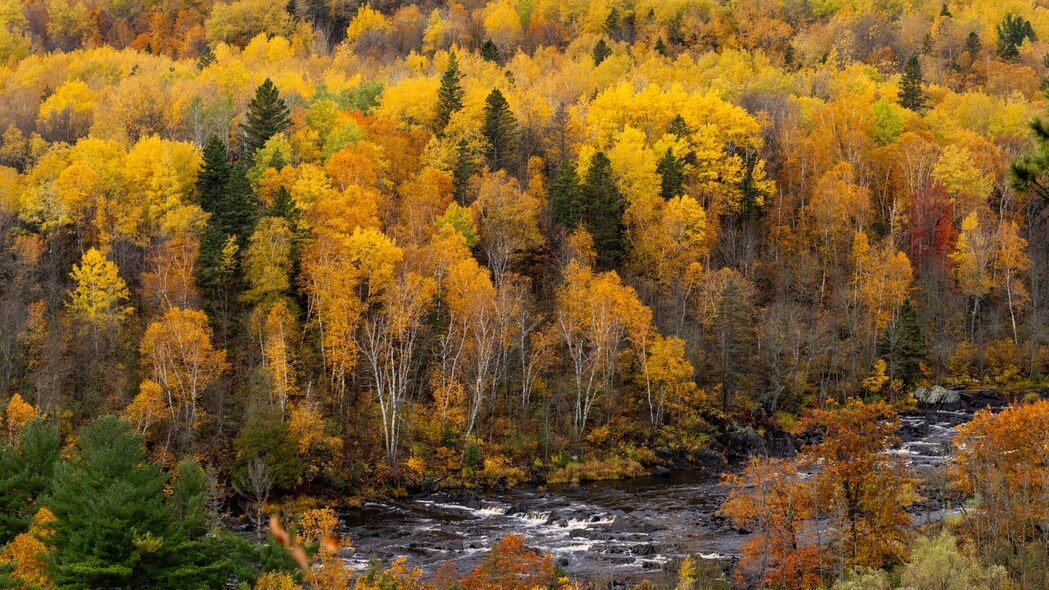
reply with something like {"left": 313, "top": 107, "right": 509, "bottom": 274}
{"left": 724, "top": 425, "right": 767, "bottom": 462}
{"left": 654, "top": 446, "right": 674, "bottom": 459}
{"left": 690, "top": 448, "right": 727, "bottom": 471}
{"left": 764, "top": 428, "right": 798, "bottom": 457}
{"left": 913, "top": 385, "right": 961, "bottom": 408}
{"left": 633, "top": 543, "right": 657, "bottom": 556}
{"left": 653, "top": 465, "right": 671, "bottom": 476}
{"left": 960, "top": 389, "right": 1000, "bottom": 409}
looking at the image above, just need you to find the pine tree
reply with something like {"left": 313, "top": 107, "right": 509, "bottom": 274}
{"left": 218, "top": 164, "right": 259, "bottom": 246}
{"left": 480, "top": 39, "right": 500, "bottom": 62}
{"left": 240, "top": 79, "right": 291, "bottom": 156}
{"left": 592, "top": 39, "right": 612, "bottom": 66}
{"left": 997, "top": 14, "right": 1035, "bottom": 60}
{"left": 0, "top": 419, "right": 59, "bottom": 545}
{"left": 452, "top": 138, "right": 475, "bottom": 205}
{"left": 940, "top": 3, "right": 951, "bottom": 17}
{"left": 197, "top": 137, "right": 230, "bottom": 214}
{"left": 196, "top": 44, "right": 215, "bottom": 70}
{"left": 578, "top": 151, "right": 625, "bottom": 269}
{"left": 604, "top": 8, "right": 619, "bottom": 37}
{"left": 878, "top": 298, "right": 926, "bottom": 385}
{"left": 482, "top": 89, "right": 517, "bottom": 172}
{"left": 551, "top": 157, "right": 580, "bottom": 227}
{"left": 654, "top": 37, "right": 667, "bottom": 56}
{"left": 965, "top": 31, "right": 981, "bottom": 57}
{"left": 656, "top": 148, "right": 684, "bottom": 200}
{"left": 434, "top": 52, "right": 464, "bottom": 134}
{"left": 45, "top": 416, "right": 226, "bottom": 589}
{"left": 899, "top": 55, "right": 927, "bottom": 112}
{"left": 266, "top": 186, "right": 300, "bottom": 227}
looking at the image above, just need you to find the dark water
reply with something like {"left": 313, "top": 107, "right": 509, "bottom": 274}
{"left": 338, "top": 409, "right": 977, "bottom": 579}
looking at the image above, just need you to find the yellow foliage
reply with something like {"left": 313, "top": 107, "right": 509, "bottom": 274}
{"left": 5, "top": 393, "right": 34, "bottom": 442}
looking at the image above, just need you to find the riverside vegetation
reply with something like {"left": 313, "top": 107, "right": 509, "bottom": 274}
{"left": 4, "top": 0, "right": 1049, "bottom": 588}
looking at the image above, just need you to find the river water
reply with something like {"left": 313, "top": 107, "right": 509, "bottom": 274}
{"left": 338, "top": 408, "right": 980, "bottom": 580}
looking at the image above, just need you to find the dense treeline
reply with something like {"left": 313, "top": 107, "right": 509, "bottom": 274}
{"left": 4, "top": 0, "right": 1049, "bottom": 587}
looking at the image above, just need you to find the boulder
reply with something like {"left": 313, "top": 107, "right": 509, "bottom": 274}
{"left": 724, "top": 425, "right": 767, "bottom": 462}
{"left": 913, "top": 385, "right": 961, "bottom": 408}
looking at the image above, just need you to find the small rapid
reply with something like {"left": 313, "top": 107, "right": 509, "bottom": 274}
{"left": 338, "top": 407, "right": 983, "bottom": 579}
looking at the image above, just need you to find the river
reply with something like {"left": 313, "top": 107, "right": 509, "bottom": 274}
{"left": 338, "top": 407, "right": 982, "bottom": 580}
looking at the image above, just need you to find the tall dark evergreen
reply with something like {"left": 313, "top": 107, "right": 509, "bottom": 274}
{"left": 196, "top": 44, "right": 215, "bottom": 70}
{"left": 197, "top": 137, "right": 230, "bottom": 213}
{"left": 878, "top": 298, "right": 926, "bottom": 385}
{"left": 482, "top": 89, "right": 518, "bottom": 172}
{"left": 218, "top": 164, "right": 259, "bottom": 246}
{"left": 451, "top": 138, "right": 475, "bottom": 205}
{"left": 434, "top": 52, "right": 464, "bottom": 134}
{"left": 480, "top": 39, "right": 500, "bottom": 62}
{"left": 654, "top": 37, "right": 667, "bottom": 56}
{"left": 241, "top": 78, "right": 291, "bottom": 156}
{"left": 0, "top": 419, "right": 59, "bottom": 545}
{"left": 551, "top": 157, "right": 580, "bottom": 227}
{"left": 578, "top": 151, "right": 625, "bottom": 270}
{"left": 656, "top": 147, "right": 684, "bottom": 200}
{"left": 899, "top": 55, "right": 927, "bottom": 112}
{"left": 965, "top": 31, "right": 981, "bottom": 57}
{"left": 45, "top": 416, "right": 226, "bottom": 589}
{"left": 996, "top": 13, "right": 1035, "bottom": 60}
{"left": 939, "top": 3, "right": 951, "bottom": 17}
{"left": 592, "top": 39, "right": 612, "bottom": 65}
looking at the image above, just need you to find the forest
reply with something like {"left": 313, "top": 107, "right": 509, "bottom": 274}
{"left": 3, "top": 0, "right": 1049, "bottom": 588}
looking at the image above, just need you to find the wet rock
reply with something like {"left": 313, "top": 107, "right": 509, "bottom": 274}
{"left": 690, "top": 448, "right": 727, "bottom": 471}
{"left": 653, "top": 465, "right": 671, "bottom": 476}
{"left": 654, "top": 446, "right": 674, "bottom": 459}
{"left": 724, "top": 425, "right": 767, "bottom": 462}
{"left": 764, "top": 428, "right": 797, "bottom": 457}
{"left": 914, "top": 385, "right": 961, "bottom": 409}
{"left": 633, "top": 544, "right": 657, "bottom": 556}
{"left": 960, "top": 389, "right": 1000, "bottom": 409}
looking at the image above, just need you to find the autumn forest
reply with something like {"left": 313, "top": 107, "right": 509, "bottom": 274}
{"left": 3, "top": 0, "right": 1049, "bottom": 588}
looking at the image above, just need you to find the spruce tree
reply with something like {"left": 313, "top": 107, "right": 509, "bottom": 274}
{"left": 241, "top": 79, "right": 291, "bottom": 156}
{"left": 482, "top": 89, "right": 517, "bottom": 172}
{"left": 996, "top": 14, "right": 1035, "bottom": 60}
{"left": 592, "top": 39, "right": 612, "bottom": 66}
{"left": 656, "top": 147, "right": 684, "bottom": 200}
{"left": 266, "top": 185, "right": 300, "bottom": 226}
{"left": 46, "top": 416, "right": 226, "bottom": 589}
{"left": 965, "top": 31, "right": 981, "bottom": 57}
{"left": 0, "top": 419, "right": 59, "bottom": 544}
{"left": 899, "top": 55, "right": 927, "bottom": 112}
{"left": 197, "top": 44, "right": 215, "bottom": 70}
{"left": 219, "top": 164, "right": 259, "bottom": 246}
{"left": 434, "top": 52, "right": 464, "bottom": 134}
{"left": 551, "top": 157, "right": 581, "bottom": 227}
{"left": 878, "top": 298, "right": 926, "bottom": 385}
{"left": 480, "top": 39, "right": 500, "bottom": 62}
{"left": 197, "top": 137, "right": 230, "bottom": 214}
{"left": 940, "top": 3, "right": 951, "bottom": 17}
{"left": 452, "top": 138, "right": 475, "bottom": 205}
{"left": 578, "top": 151, "right": 625, "bottom": 269}
{"left": 654, "top": 37, "right": 667, "bottom": 56}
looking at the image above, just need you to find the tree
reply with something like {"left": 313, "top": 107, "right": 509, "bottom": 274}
{"left": 480, "top": 39, "right": 500, "bottom": 62}
{"left": 434, "top": 52, "right": 464, "bottom": 135}
{"left": 241, "top": 79, "right": 291, "bottom": 156}
{"left": 0, "top": 507, "right": 54, "bottom": 589}
{"left": 66, "top": 248, "right": 133, "bottom": 327}
{"left": 550, "top": 157, "right": 580, "bottom": 228}
{"left": 592, "top": 39, "right": 612, "bottom": 65}
{"left": 899, "top": 55, "right": 926, "bottom": 112}
{"left": 654, "top": 37, "right": 667, "bottom": 56}
{"left": 482, "top": 89, "right": 517, "bottom": 172}
{"left": 877, "top": 298, "right": 925, "bottom": 386}
{"left": 996, "top": 14, "right": 1034, "bottom": 60}
{"left": 578, "top": 152, "right": 625, "bottom": 270}
{"left": 197, "top": 137, "right": 230, "bottom": 214}
{"left": 46, "top": 416, "right": 225, "bottom": 589}
{"left": 451, "top": 138, "right": 475, "bottom": 205}
{"left": 0, "top": 419, "right": 59, "bottom": 545}
{"left": 460, "top": 535, "right": 557, "bottom": 590}
{"left": 140, "top": 308, "right": 228, "bottom": 451}
{"left": 657, "top": 147, "right": 684, "bottom": 199}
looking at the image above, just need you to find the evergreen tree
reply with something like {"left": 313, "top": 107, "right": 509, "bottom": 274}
{"left": 592, "top": 39, "right": 612, "bottom": 66}
{"left": 878, "top": 299, "right": 926, "bottom": 385}
{"left": 196, "top": 44, "right": 215, "bottom": 70}
{"left": 578, "top": 152, "right": 625, "bottom": 269}
{"left": 666, "top": 114, "right": 690, "bottom": 139}
{"left": 550, "top": 157, "right": 580, "bottom": 227}
{"left": 940, "top": 3, "right": 951, "bottom": 17}
{"left": 997, "top": 14, "right": 1035, "bottom": 60}
{"left": 434, "top": 52, "right": 464, "bottom": 135}
{"left": 46, "top": 416, "right": 226, "bottom": 589}
{"left": 965, "top": 31, "right": 981, "bottom": 57}
{"left": 0, "top": 419, "right": 59, "bottom": 544}
{"left": 654, "top": 37, "right": 667, "bottom": 56}
{"left": 784, "top": 43, "right": 795, "bottom": 68}
{"left": 218, "top": 164, "right": 259, "bottom": 246}
{"left": 656, "top": 147, "right": 684, "bottom": 200}
{"left": 899, "top": 55, "right": 927, "bottom": 112}
{"left": 604, "top": 8, "right": 619, "bottom": 37}
{"left": 480, "top": 39, "right": 500, "bottom": 62}
{"left": 266, "top": 185, "right": 300, "bottom": 227}
{"left": 197, "top": 137, "right": 230, "bottom": 214}
{"left": 452, "top": 138, "right": 475, "bottom": 205}
{"left": 241, "top": 79, "right": 291, "bottom": 156}
{"left": 482, "top": 89, "right": 517, "bottom": 172}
